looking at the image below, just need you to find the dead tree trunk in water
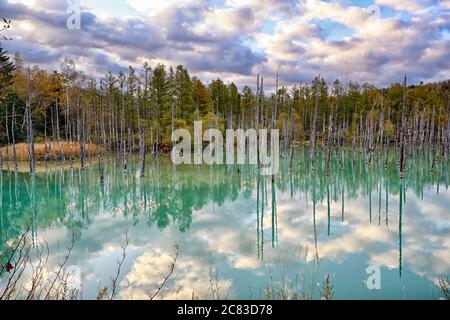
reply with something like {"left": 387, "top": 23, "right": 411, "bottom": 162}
{"left": 378, "top": 91, "right": 385, "bottom": 150}
{"left": 5, "top": 105, "right": 10, "bottom": 171}
{"left": 77, "top": 91, "right": 85, "bottom": 170}
{"left": 322, "top": 117, "right": 326, "bottom": 150}
{"left": 136, "top": 90, "right": 146, "bottom": 178}
{"left": 418, "top": 109, "right": 424, "bottom": 149}
{"left": 55, "top": 97, "right": 64, "bottom": 162}
{"left": 26, "top": 100, "right": 35, "bottom": 174}
{"left": 119, "top": 76, "right": 128, "bottom": 173}
{"left": 326, "top": 113, "right": 332, "bottom": 176}
{"left": 139, "top": 127, "right": 146, "bottom": 178}
{"left": 310, "top": 76, "right": 319, "bottom": 169}
{"left": 98, "top": 87, "right": 105, "bottom": 184}
{"left": 11, "top": 103, "right": 18, "bottom": 172}
{"left": 97, "top": 109, "right": 105, "bottom": 184}
{"left": 255, "top": 74, "right": 260, "bottom": 167}
{"left": 272, "top": 73, "right": 279, "bottom": 133}
{"left": 447, "top": 96, "right": 450, "bottom": 157}
{"left": 270, "top": 74, "right": 279, "bottom": 247}
{"left": 385, "top": 106, "right": 391, "bottom": 169}
{"left": 44, "top": 108, "right": 48, "bottom": 163}
{"left": 429, "top": 107, "right": 435, "bottom": 147}
{"left": 399, "top": 75, "right": 407, "bottom": 178}
{"left": 25, "top": 69, "right": 36, "bottom": 174}
{"left": 430, "top": 107, "right": 436, "bottom": 172}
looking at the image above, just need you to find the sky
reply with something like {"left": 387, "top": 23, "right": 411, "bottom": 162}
{"left": 1, "top": 0, "right": 449, "bottom": 89}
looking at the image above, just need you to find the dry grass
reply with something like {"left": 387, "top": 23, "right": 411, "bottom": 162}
{"left": 0, "top": 141, "right": 104, "bottom": 161}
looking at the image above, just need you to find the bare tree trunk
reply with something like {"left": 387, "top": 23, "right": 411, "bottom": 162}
{"left": 65, "top": 85, "right": 69, "bottom": 143}
{"left": 97, "top": 106, "right": 105, "bottom": 184}
{"left": 50, "top": 97, "right": 55, "bottom": 142}
{"left": 70, "top": 120, "right": 76, "bottom": 168}
{"left": 108, "top": 93, "right": 113, "bottom": 153}
{"left": 385, "top": 106, "right": 391, "bottom": 169}
{"left": 77, "top": 91, "right": 85, "bottom": 170}
{"left": 120, "top": 81, "right": 126, "bottom": 172}
{"left": 419, "top": 109, "right": 425, "bottom": 149}
{"left": 5, "top": 104, "right": 10, "bottom": 171}
{"left": 310, "top": 76, "right": 319, "bottom": 169}
{"left": 429, "top": 107, "right": 436, "bottom": 172}
{"left": 216, "top": 95, "right": 219, "bottom": 129}
{"left": 100, "top": 84, "right": 107, "bottom": 158}
{"left": 11, "top": 103, "right": 18, "bottom": 172}
{"left": 326, "top": 113, "right": 332, "bottom": 176}
{"left": 447, "top": 98, "right": 450, "bottom": 157}
{"left": 137, "top": 87, "right": 146, "bottom": 178}
{"left": 271, "top": 72, "right": 279, "bottom": 184}
{"left": 139, "top": 127, "right": 146, "bottom": 178}
{"left": 378, "top": 92, "right": 384, "bottom": 149}
{"left": 55, "top": 97, "right": 64, "bottom": 162}
{"left": 399, "top": 75, "right": 407, "bottom": 178}
{"left": 171, "top": 97, "right": 175, "bottom": 146}
{"left": 429, "top": 107, "right": 435, "bottom": 147}
{"left": 412, "top": 103, "right": 418, "bottom": 147}
{"left": 322, "top": 117, "right": 326, "bottom": 150}
{"left": 358, "top": 113, "right": 363, "bottom": 151}
{"left": 255, "top": 74, "right": 260, "bottom": 167}
{"left": 26, "top": 100, "right": 35, "bottom": 174}
{"left": 44, "top": 108, "right": 48, "bottom": 163}
{"left": 114, "top": 97, "right": 120, "bottom": 158}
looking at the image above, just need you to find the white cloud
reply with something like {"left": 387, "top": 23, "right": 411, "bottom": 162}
{"left": 119, "top": 248, "right": 233, "bottom": 299}
{"left": 126, "top": 0, "right": 201, "bottom": 15}
{"left": 299, "top": 0, "right": 370, "bottom": 28}
{"left": 2, "top": 0, "right": 449, "bottom": 90}
{"left": 376, "top": 0, "right": 422, "bottom": 12}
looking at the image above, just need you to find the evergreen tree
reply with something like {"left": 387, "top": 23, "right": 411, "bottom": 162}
{"left": 0, "top": 47, "right": 15, "bottom": 95}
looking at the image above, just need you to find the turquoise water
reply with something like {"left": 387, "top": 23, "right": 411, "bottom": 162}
{"left": 1, "top": 149, "right": 449, "bottom": 299}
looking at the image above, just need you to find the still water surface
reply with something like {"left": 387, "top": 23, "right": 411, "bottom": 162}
{"left": 1, "top": 149, "right": 449, "bottom": 299}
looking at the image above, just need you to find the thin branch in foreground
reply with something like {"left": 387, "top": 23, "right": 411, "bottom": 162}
{"left": 43, "top": 233, "right": 75, "bottom": 300}
{"left": 209, "top": 266, "right": 221, "bottom": 300}
{"left": 0, "top": 208, "right": 38, "bottom": 277}
{"left": 25, "top": 240, "right": 50, "bottom": 300}
{"left": 147, "top": 244, "right": 179, "bottom": 300}
{"left": 110, "top": 230, "right": 129, "bottom": 300}
{"left": 320, "top": 274, "right": 334, "bottom": 300}
{"left": 438, "top": 277, "right": 450, "bottom": 300}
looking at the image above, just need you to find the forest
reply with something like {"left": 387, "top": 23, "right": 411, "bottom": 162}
{"left": 0, "top": 45, "right": 449, "bottom": 174}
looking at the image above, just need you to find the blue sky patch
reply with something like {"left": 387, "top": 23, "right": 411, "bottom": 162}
{"left": 313, "top": 19, "right": 354, "bottom": 42}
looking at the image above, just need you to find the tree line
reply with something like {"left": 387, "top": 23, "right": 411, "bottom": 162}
{"left": 0, "top": 46, "right": 449, "bottom": 174}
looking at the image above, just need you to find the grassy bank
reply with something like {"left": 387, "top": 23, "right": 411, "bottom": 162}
{"left": 0, "top": 141, "right": 103, "bottom": 162}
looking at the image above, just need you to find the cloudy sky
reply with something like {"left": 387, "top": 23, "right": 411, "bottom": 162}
{"left": 1, "top": 0, "right": 450, "bottom": 88}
